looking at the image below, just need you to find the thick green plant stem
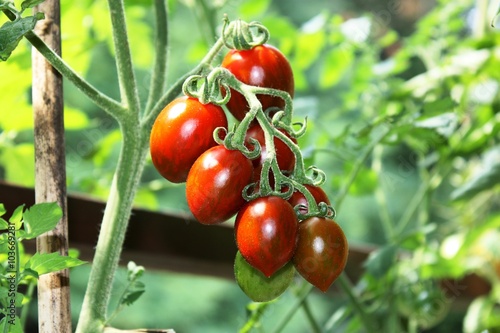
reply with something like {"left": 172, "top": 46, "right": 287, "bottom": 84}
{"left": 144, "top": 0, "right": 169, "bottom": 115}
{"left": 107, "top": 0, "right": 141, "bottom": 114}
{"left": 75, "top": 126, "right": 149, "bottom": 333}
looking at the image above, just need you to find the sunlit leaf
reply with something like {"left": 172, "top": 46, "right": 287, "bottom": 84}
{"left": 20, "top": 0, "right": 45, "bottom": 11}
{"left": 0, "top": 218, "right": 9, "bottom": 230}
{"left": 25, "top": 252, "right": 86, "bottom": 275}
{"left": 0, "top": 316, "right": 23, "bottom": 333}
{"left": 0, "top": 15, "right": 41, "bottom": 61}
{"left": 9, "top": 204, "right": 24, "bottom": 230}
{"left": 22, "top": 202, "right": 62, "bottom": 239}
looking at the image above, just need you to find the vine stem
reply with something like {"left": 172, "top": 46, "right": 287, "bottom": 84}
{"left": 107, "top": 0, "right": 141, "bottom": 114}
{"left": 75, "top": 126, "right": 149, "bottom": 333}
{"left": 24, "top": 31, "right": 127, "bottom": 121}
{"left": 143, "top": 0, "right": 169, "bottom": 115}
{"left": 75, "top": 4, "right": 226, "bottom": 331}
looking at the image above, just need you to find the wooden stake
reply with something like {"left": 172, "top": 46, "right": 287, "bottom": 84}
{"left": 32, "top": 0, "right": 71, "bottom": 332}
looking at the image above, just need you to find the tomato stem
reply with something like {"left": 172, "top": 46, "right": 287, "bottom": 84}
{"left": 183, "top": 63, "right": 335, "bottom": 218}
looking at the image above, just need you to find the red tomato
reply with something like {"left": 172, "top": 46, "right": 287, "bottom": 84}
{"left": 235, "top": 196, "right": 298, "bottom": 277}
{"left": 221, "top": 44, "right": 294, "bottom": 121}
{"left": 244, "top": 124, "right": 296, "bottom": 173}
{"left": 292, "top": 217, "right": 348, "bottom": 292}
{"left": 150, "top": 96, "right": 227, "bottom": 183}
{"left": 186, "top": 145, "right": 253, "bottom": 225}
{"left": 288, "top": 185, "right": 331, "bottom": 217}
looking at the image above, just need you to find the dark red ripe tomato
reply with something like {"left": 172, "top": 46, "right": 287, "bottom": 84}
{"left": 235, "top": 196, "right": 298, "bottom": 277}
{"left": 150, "top": 96, "right": 227, "bottom": 183}
{"left": 244, "top": 124, "right": 296, "bottom": 173}
{"left": 292, "top": 217, "right": 348, "bottom": 292}
{"left": 288, "top": 185, "right": 331, "bottom": 217}
{"left": 221, "top": 44, "right": 294, "bottom": 121}
{"left": 186, "top": 145, "right": 253, "bottom": 225}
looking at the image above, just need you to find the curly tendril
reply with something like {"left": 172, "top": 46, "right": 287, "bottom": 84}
{"left": 306, "top": 166, "right": 326, "bottom": 186}
{"left": 222, "top": 16, "right": 270, "bottom": 50}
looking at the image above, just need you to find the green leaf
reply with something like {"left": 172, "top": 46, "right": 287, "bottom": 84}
{"left": 22, "top": 202, "right": 62, "bottom": 239}
{"left": 0, "top": 16, "right": 39, "bottom": 61}
{"left": 364, "top": 244, "right": 398, "bottom": 279}
{"left": 0, "top": 316, "right": 23, "bottom": 333}
{"left": 451, "top": 147, "right": 500, "bottom": 200}
{"left": 121, "top": 288, "right": 145, "bottom": 306}
{"left": 0, "top": 218, "right": 9, "bottom": 231}
{"left": 0, "top": 0, "right": 17, "bottom": 13}
{"left": 20, "top": 0, "right": 46, "bottom": 11}
{"left": 21, "top": 268, "right": 39, "bottom": 280}
{"left": 9, "top": 204, "right": 24, "bottom": 230}
{"left": 24, "top": 252, "right": 86, "bottom": 275}
{"left": 0, "top": 203, "right": 6, "bottom": 216}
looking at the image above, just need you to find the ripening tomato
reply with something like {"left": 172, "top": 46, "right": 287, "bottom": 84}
{"left": 234, "top": 251, "right": 295, "bottom": 302}
{"left": 150, "top": 96, "right": 227, "bottom": 183}
{"left": 288, "top": 185, "right": 331, "bottom": 217}
{"left": 292, "top": 217, "right": 348, "bottom": 292}
{"left": 186, "top": 145, "right": 253, "bottom": 225}
{"left": 244, "top": 124, "right": 296, "bottom": 173}
{"left": 221, "top": 44, "right": 294, "bottom": 121}
{"left": 235, "top": 196, "right": 298, "bottom": 277}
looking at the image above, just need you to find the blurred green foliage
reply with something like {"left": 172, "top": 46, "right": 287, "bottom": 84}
{"left": 1, "top": 0, "right": 500, "bottom": 332}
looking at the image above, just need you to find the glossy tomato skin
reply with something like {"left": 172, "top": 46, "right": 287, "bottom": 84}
{"left": 292, "top": 217, "right": 348, "bottom": 292}
{"left": 221, "top": 44, "right": 294, "bottom": 121}
{"left": 244, "top": 124, "right": 296, "bottom": 173}
{"left": 235, "top": 196, "right": 298, "bottom": 277}
{"left": 150, "top": 96, "right": 227, "bottom": 183}
{"left": 288, "top": 185, "right": 331, "bottom": 217}
{"left": 186, "top": 145, "right": 253, "bottom": 225}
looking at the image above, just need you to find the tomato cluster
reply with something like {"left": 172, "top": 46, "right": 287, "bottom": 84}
{"left": 150, "top": 42, "right": 348, "bottom": 302}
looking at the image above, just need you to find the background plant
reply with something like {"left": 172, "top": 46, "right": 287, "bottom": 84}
{"left": 0, "top": 0, "right": 499, "bottom": 332}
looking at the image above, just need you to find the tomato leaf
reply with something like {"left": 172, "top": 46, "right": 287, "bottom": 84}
{"left": 0, "top": 15, "right": 41, "bottom": 61}
{"left": 25, "top": 252, "right": 86, "bottom": 276}
{"left": 9, "top": 204, "right": 25, "bottom": 230}
{"left": 451, "top": 147, "right": 500, "bottom": 200}
{"left": 0, "top": 0, "right": 17, "bottom": 12}
{"left": 121, "top": 287, "right": 145, "bottom": 306}
{"left": 0, "top": 316, "right": 23, "bottom": 333}
{"left": 20, "top": 0, "right": 46, "bottom": 11}
{"left": 0, "top": 218, "right": 9, "bottom": 230}
{"left": 22, "top": 202, "right": 62, "bottom": 239}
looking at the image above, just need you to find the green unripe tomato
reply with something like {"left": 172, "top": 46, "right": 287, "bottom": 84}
{"left": 234, "top": 251, "right": 295, "bottom": 302}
